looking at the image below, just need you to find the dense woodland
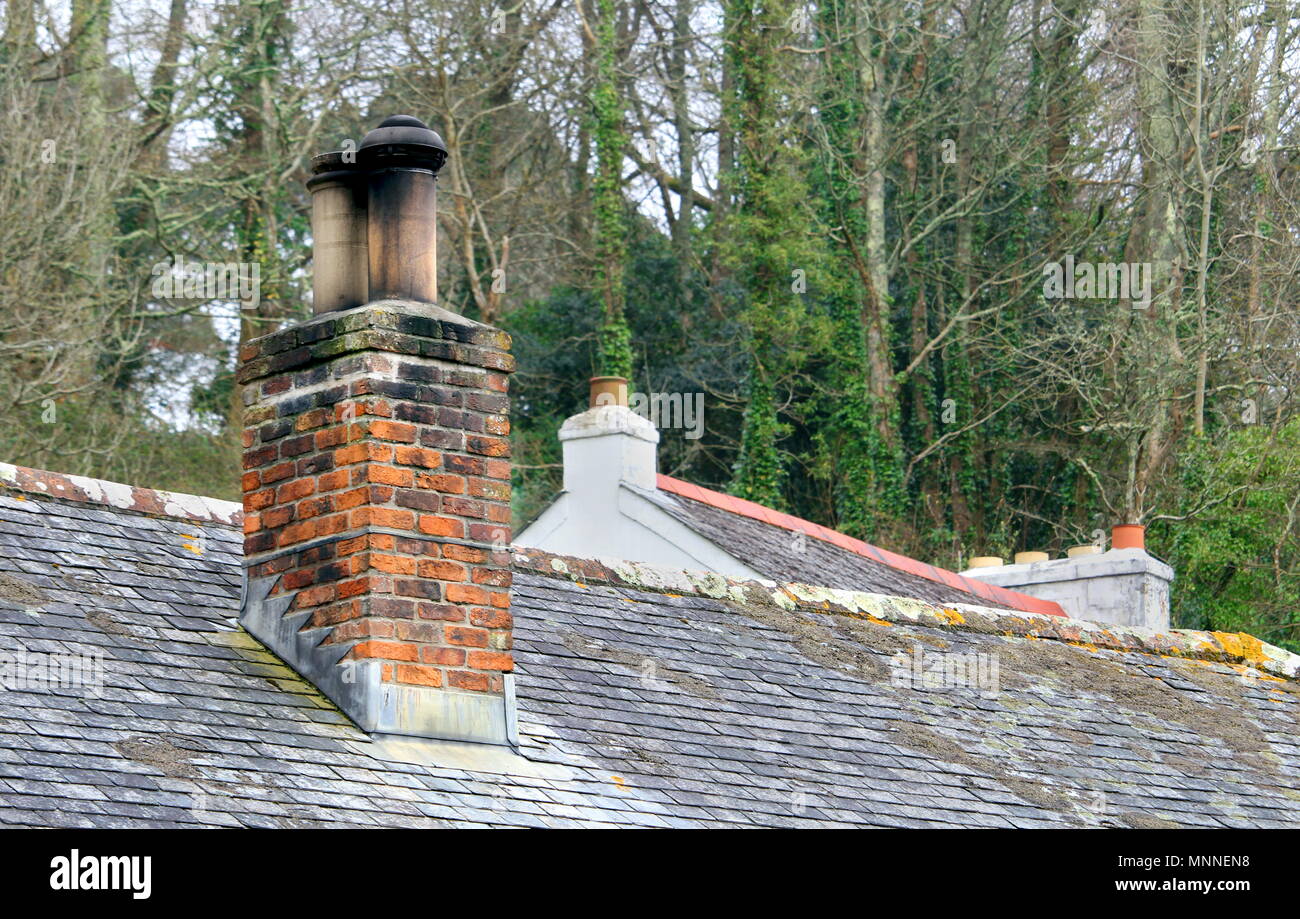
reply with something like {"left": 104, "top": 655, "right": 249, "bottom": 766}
{"left": 0, "top": 0, "right": 1297, "bottom": 648}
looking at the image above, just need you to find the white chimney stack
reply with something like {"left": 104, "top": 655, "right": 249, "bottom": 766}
{"left": 961, "top": 531, "right": 1173, "bottom": 631}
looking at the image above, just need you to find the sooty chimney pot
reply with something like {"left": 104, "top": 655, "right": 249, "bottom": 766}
{"left": 358, "top": 114, "right": 448, "bottom": 304}
{"left": 306, "top": 151, "right": 368, "bottom": 313}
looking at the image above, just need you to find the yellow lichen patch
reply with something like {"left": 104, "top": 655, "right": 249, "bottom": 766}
{"left": 573, "top": 581, "right": 588, "bottom": 589}
{"left": 611, "top": 775, "right": 627, "bottom": 789}
{"left": 866, "top": 614, "right": 892, "bottom": 627}
{"left": 1211, "top": 631, "right": 1247, "bottom": 659}
{"left": 206, "top": 629, "right": 263, "bottom": 651}
{"left": 936, "top": 608, "right": 965, "bottom": 626}
{"left": 1235, "top": 632, "right": 1268, "bottom": 665}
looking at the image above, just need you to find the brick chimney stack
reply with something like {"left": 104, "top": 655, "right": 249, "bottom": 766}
{"left": 237, "top": 117, "right": 516, "bottom": 745}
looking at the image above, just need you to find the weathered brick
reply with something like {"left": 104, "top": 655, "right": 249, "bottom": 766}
{"left": 351, "top": 640, "right": 419, "bottom": 662}
{"left": 240, "top": 303, "right": 514, "bottom": 711}
{"left": 467, "top": 651, "right": 513, "bottom": 672}
{"left": 447, "top": 670, "right": 490, "bottom": 692}
{"left": 415, "top": 473, "right": 465, "bottom": 494}
{"left": 469, "top": 607, "right": 512, "bottom": 629}
{"left": 418, "top": 515, "right": 464, "bottom": 538}
{"left": 394, "top": 446, "right": 442, "bottom": 469}
{"left": 471, "top": 568, "right": 512, "bottom": 588}
{"left": 395, "top": 664, "right": 443, "bottom": 687}
{"left": 445, "top": 625, "right": 489, "bottom": 648}
{"left": 418, "top": 559, "right": 469, "bottom": 581}
{"left": 369, "top": 420, "right": 417, "bottom": 443}
{"left": 446, "top": 583, "right": 489, "bottom": 605}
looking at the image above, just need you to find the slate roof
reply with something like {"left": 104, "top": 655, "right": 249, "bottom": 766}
{"left": 650, "top": 475, "right": 1063, "bottom": 615}
{"left": 1, "top": 472, "right": 1299, "bottom": 829}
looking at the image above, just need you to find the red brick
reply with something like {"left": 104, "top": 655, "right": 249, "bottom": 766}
{"left": 335, "top": 442, "right": 392, "bottom": 465}
{"left": 443, "top": 545, "right": 488, "bottom": 564}
{"left": 468, "top": 478, "right": 510, "bottom": 501}
{"left": 369, "top": 420, "right": 417, "bottom": 443}
{"left": 318, "top": 469, "right": 350, "bottom": 492}
{"left": 418, "top": 603, "right": 467, "bottom": 622}
{"left": 443, "top": 497, "right": 485, "bottom": 519}
{"left": 243, "top": 446, "right": 278, "bottom": 469}
{"left": 466, "top": 435, "right": 509, "bottom": 457}
{"left": 418, "top": 559, "right": 469, "bottom": 581}
{"left": 295, "top": 408, "right": 330, "bottom": 431}
{"left": 448, "top": 670, "right": 489, "bottom": 692}
{"left": 351, "top": 506, "right": 415, "bottom": 530}
{"left": 415, "top": 473, "right": 465, "bottom": 494}
{"left": 283, "top": 569, "right": 319, "bottom": 593}
{"left": 367, "top": 554, "right": 417, "bottom": 575}
{"left": 315, "top": 426, "right": 348, "bottom": 450}
{"left": 446, "top": 583, "right": 489, "bottom": 605}
{"left": 418, "top": 515, "right": 464, "bottom": 538}
{"left": 366, "top": 464, "right": 414, "bottom": 487}
{"left": 263, "top": 505, "right": 295, "bottom": 529}
{"left": 352, "top": 640, "right": 419, "bottom": 662}
{"left": 297, "top": 496, "right": 331, "bottom": 519}
{"left": 394, "top": 621, "right": 440, "bottom": 643}
{"left": 395, "top": 664, "right": 443, "bottom": 687}
{"left": 471, "top": 568, "right": 512, "bottom": 587}
{"left": 394, "top": 446, "right": 442, "bottom": 469}
{"left": 444, "top": 626, "right": 488, "bottom": 648}
{"left": 296, "top": 583, "right": 337, "bottom": 607}
{"left": 262, "top": 461, "right": 296, "bottom": 484}
{"left": 467, "top": 651, "right": 513, "bottom": 672}
{"left": 470, "top": 607, "right": 513, "bottom": 629}
{"left": 276, "top": 478, "right": 316, "bottom": 503}
{"left": 421, "top": 646, "right": 466, "bottom": 666}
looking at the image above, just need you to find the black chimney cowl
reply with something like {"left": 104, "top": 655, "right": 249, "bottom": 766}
{"left": 358, "top": 114, "right": 448, "bottom": 173}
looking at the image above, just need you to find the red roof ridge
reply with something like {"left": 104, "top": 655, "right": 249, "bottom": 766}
{"left": 0, "top": 461, "right": 243, "bottom": 528}
{"left": 656, "top": 473, "right": 1065, "bottom": 617}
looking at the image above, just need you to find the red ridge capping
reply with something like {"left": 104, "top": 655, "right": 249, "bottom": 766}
{"left": 656, "top": 474, "right": 1065, "bottom": 617}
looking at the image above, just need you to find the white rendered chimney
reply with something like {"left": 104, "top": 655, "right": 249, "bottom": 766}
{"left": 560, "top": 379, "right": 659, "bottom": 498}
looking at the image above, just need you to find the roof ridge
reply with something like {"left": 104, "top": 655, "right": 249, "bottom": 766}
{"left": 512, "top": 547, "right": 1300, "bottom": 682}
{"left": 0, "top": 461, "right": 242, "bottom": 527}
{"left": 655, "top": 473, "right": 1065, "bottom": 618}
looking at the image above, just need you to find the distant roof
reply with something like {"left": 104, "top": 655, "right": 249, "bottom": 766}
{"left": 1, "top": 466, "right": 1298, "bottom": 828}
{"left": 653, "top": 474, "right": 1064, "bottom": 617}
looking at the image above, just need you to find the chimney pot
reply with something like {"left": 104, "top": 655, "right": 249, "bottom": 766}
{"left": 358, "top": 115, "right": 448, "bottom": 304}
{"left": 589, "top": 376, "right": 629, "bottom": 408}
{"left": 307, "top": 151, "right": 369, "bottom": 313}
{"left": 1112, "top": 524, "right": 1146, "bottom": 551}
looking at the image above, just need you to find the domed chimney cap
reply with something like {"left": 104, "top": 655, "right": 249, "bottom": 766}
{"left": 358, "top": 114, "right": 447, "bottom": 172}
